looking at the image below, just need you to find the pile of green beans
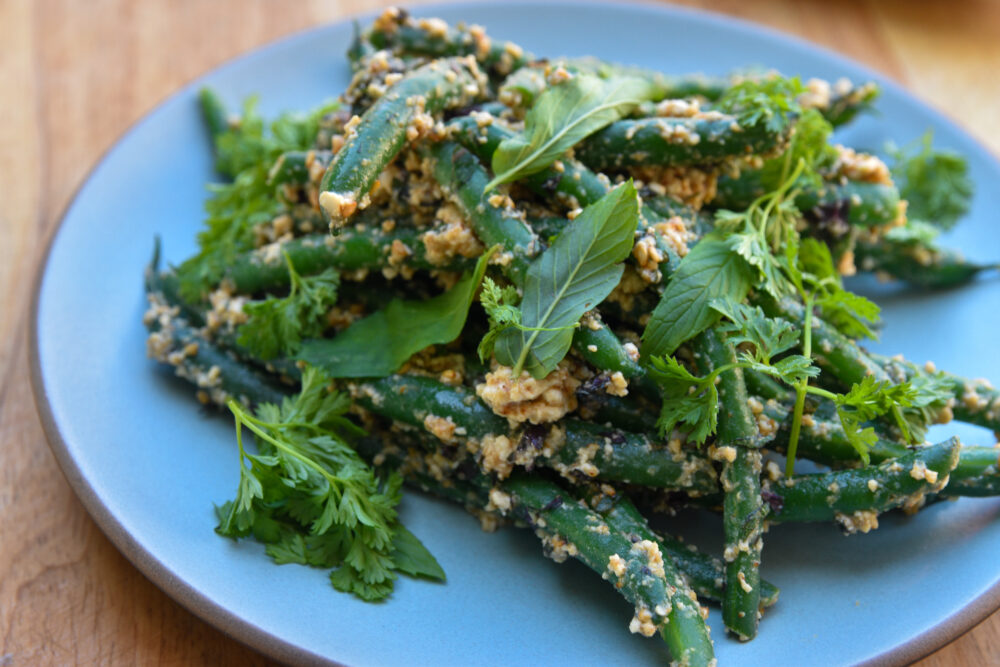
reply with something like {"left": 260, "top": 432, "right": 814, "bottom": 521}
{"left": 145, "top": 9, "right": 1000, "bottom": 665}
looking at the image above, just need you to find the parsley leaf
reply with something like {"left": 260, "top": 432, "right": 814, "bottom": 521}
{"left": 216, "top": 368, "right": 443, "bottom": 602}
{"left": 833, "top": 376, "right": 918, "bottom": 463}
{"left": 716, "top": 75, "right": 805, "bottom": 135}
{"left": 495, "top": 182, "right": 640, "bottom": 378}
{"left": 299, "top": 246, "right": 497, "bottom": 377}
{"left": 710, "top": 300, "right": 819, "bottom": 386}
{"left": 177, "top": 95, "right": 338, "bottom": 300}
{"left": 798, "top": 238, "right": 880, "bottom": 340}
{"left": 888, "top": 131, "right": 973, "bottom": 229}
{"left": 759, "top": 108, "right": 838, "bottom": 191}
{"left": 487, "top": 74, "right": 658, "bottom": 190}
{"left": 711, "top": 301, "right": 799, "bottom": 362}
{"left": 237, "top": 253, "right": 340, "bottom": 359}
{"left": 647, "top": 355, "right": 719, "bottom": 444}
{"left": 477, "top": 277, "right": 522, "bottom": 362}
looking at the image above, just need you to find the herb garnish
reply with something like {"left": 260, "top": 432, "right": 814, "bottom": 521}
{"left": 492, "top": 182, "right": 640, "bottom": 378}
{"left": 298, "top": 246, "right": 497, "bottom": 377}
{"left": 237, "top": 252, "right": 340, "bottom": 360}
{"left": 486, "top": 74, "right": 657, "bottom": 190}
{"left": 217, "top": 367, "right": 444, "bottom": 602}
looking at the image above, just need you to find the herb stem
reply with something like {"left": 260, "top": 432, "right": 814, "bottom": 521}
{"left": 226, "top": 398, "right": 338, "bottom": 486}
{"left": 785, "top": 294, "right": 815, "bottom": 476}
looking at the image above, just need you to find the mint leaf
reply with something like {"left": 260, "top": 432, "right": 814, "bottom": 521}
{"left": 494, "top": 182, "right": 640, "bottom": 378}
{"left": 640, "top": 234, "right": 754, "bottom": 358}
{"left": 487, "top": 74, "right": 657, "bottom": 190}
{"left": 298, "top": 247, "right": 495, "bottom": 377}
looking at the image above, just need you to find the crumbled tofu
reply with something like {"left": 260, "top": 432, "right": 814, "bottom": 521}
{"left": 479, "top": 433, "right": 516, "bottom": 478}
{"left": 608, "top": 553, "right": 627, "bottom": 578}
{"left": 832, "top": 145, "right": 892, "bottom": 186}
{"left": 487, "top": 487, "right": 512, "bottom": 513}
{"left": 476, "top": 361, "right": 580, "bottom": 424}
{"left": 423, "top": 414, "right": 457, "bottom": 443}
{"left": 606, "top": 371, "right": 629, "bottom": 397}
{"left": 910, "top": 460, "right": 939, "bottom": 484}
{"left": 835, "top": 510, "right": 880, "bottom": 534}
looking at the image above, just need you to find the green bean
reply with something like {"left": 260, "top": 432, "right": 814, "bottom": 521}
{"left": 353, "top": 374, "right": 719, "bottom": 494}
{"left": 347, "top": 20, "right": 375, "bottom": 71}
{"left": 589, "top": 490, "right": 780, "bottom": 609}
{"left": 941, "top": 446, "right": 1000, "bottom": 497}
{"left": 318, "top": 58, "right": 485, "bottom": 227}
{"left": 447, "top": 113, "right": 615, "bottom": 211}
{"left": 222, "top": 225, "right": 474, "bottom": 295}
{"left": 366, "top": 8, "right": 533, "bottom": 77}
{"left": 504, "top": 475, "right": 681, "bottom": 648}
{"left": 199, "top": 88, "right": 231, "bottom": 147}
{"left": 855, "top": 239, "right": 998, "bottom": 289}
{"left": 583, "top": 489, "right": 715, "bottom": 666}
{"left": 575, "top": 114, "right": 787, "bottom": 171}
{"left": 571, "top": 324, "right": 659, "bottom": 401}
{"left": 143, "top": 255, "right": 291, "bottom": 409}
{"left": 267, "top": 150, "right": 332, "bottom": 187}
{"left": 693, "top": 327, "right": 764, "bottom": 641}
{"left": 421, "top": 139, "right": 538, "bottom": 284}
{"left": 767, "top": 438, "right": 960, "bottom": 524}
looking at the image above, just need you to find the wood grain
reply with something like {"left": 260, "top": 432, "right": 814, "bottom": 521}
{"left": 2, "top": 1, "right": 998, "bottom": 664}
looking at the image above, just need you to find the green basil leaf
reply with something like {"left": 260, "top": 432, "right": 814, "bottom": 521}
{"left": 486, "top": 73, "right": 656, "bottom": 190}
{"left": 298, "top": 248, "right": 495, "bottom": 377}
{"left": 640, "top": 234, "right": 753, "bottom": 358}
{"left": 495, "top": 182, "right": 640, "bottom": 378}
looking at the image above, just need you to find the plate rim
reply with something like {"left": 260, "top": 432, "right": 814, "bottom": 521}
{"left": 27, "top": 1, "right": 1000, "bottom": 665}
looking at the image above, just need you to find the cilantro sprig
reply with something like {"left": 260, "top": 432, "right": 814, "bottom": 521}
{"left": 237, "top": 252, "right": 340, "bottom": 360}
{"left": 217, "top": 368, "right": 444, "bottom": 602}
{"left": 888, "top": 130, "right": 973, "bottom": 229}
{"left": 177, "top": 95, "right": 338, "bottom": 300}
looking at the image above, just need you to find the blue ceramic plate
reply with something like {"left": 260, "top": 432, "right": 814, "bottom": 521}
{"left": 31, "top": 2, "right": 1000, "bottom": 665}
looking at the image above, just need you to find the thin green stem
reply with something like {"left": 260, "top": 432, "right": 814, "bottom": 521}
{"left": 226, "top": 399, "right": 336, "bottom": 485}
{"left": 785, "top": 294, "right": 814, "bottom": 476}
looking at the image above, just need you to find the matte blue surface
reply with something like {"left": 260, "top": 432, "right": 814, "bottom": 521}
{"left": 33, "top": 2, "right": 1000, "bottom": 665}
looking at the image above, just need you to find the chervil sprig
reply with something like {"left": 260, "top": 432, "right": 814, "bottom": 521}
{"left": 216, "top": 367, "right": 444, "bottom": 602}
{"left": 237, "top": 252, "right": 340, "bottom": 360}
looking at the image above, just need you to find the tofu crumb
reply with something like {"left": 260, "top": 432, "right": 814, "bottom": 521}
{"left": 608, "top": 553, "right": 627, "bottom": 578}
{"left": 479, "top": 433, "right": 517, "bottom": 478}
{"left": 737, "top": 571, "right": 753, "bottom": 593}
{"left": 476, "top": 361, "right": 580, "bottom": 424}
{"left": 423, "top": 414, "right": 457, "bottom": 443}
{"left": 909, "top": 460, "right": 938, "bottom": 484}
{"left": 606, "top": 371, "right": 629, "bottom": 397}
{"left": 487, "top": 487, "right": 512, "bottom": 513}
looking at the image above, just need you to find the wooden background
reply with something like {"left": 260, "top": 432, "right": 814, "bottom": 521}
{"left": 2, "top": 0, "right": 999, "bottom": 663}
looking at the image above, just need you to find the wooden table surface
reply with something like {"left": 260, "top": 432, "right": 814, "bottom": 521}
{"left": 2, "top": 0, "right": 999, "bottom": 664}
